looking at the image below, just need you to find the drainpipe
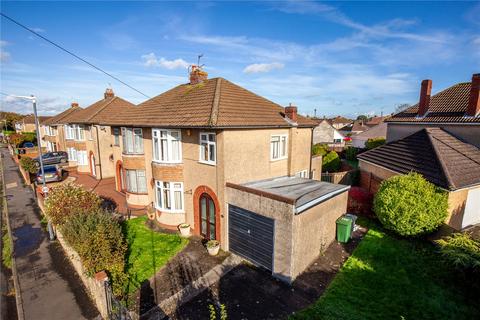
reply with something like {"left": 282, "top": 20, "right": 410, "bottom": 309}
{"left": 309, "top": 127, "right": 313, "bottom": 179}
{"left": 95, "top": 125, "right": 103, "bottom": 180}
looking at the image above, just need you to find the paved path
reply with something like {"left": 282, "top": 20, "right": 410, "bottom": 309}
{"left": 1, "top": 148, "right": 99, "bottom": 320}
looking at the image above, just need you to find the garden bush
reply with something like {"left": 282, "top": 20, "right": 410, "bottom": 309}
{"left": 45, "top": 183, "right": 102, "bottom": 225}
{"left": 20, "top": 157, "right": 38, "bottom": 174}
{"left": 436, "top": 233, "right": 480, "bottom": 271}
{"left": 345, "top": 146, "right": 358, "bottom": 161}
{"left": 365, "top": 137, "right": 386, "bottom": 150}
{"left": 61, "top": 209, "right": 127, "bottom": 296}
{"left": 322, "top": 151, "right": 341, "bottom": 172}
{"left": 312, "top": 143, "right": 328, "bottom": 156}
{"left": 9, "top": 133, "right": 24, "bottom": 147}
{"left": 373, "top": 172, "right": 448, "bottom": 236}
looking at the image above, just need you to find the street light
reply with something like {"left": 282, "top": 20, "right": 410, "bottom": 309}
{"left": 7, "top": 94, "right": 55, "bottom": 240}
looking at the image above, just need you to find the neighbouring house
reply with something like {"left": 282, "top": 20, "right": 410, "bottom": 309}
{"left": 350, "top": 119, "right": 369, "bottom": 135}
{"left": 329, "top": 116, "right": 352, "bottom": 129}
{"left": 93, "top": 66, "right": 348, "bottom": 282}
{"left": 42, "top": 103, "right": 83, "bottom": 153}
{"left": 365, "top": 115, "right": 389, "bottom": 127}
{"left": 57, "top": 89, "right": 135, "bottom": 178}
{"left": 358, "top": 73, "right": 480, "bottom": 230}
{"left": 313, "top": 119, "right": 346, "bottom": 148}
{"left": 14, "top": 114, "right": 52, "bottom": 133}
{"left": 351, "top": 122, "right": 387, "bottom": 148}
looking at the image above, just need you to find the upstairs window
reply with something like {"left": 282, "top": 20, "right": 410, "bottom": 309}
{"left": 152, "top": 129, "right": 182, "bottom": 163}
{"left": 65, "top": 124, "right": 85, "bottom": 141}
{"left": 199, "top": 132, "right": 216, "bottom": 165}
{"left": 113, "top": 127, "right": 120, "bottom": 146}
{"left": 122, "top": 127, "right": 143, "bottom": 154}
{"left": 271, "top": 134, "right": 287, "bottom": 160}
{"left": 126, "top": 169, "right": 147, "bottom": 193}
{"left": 155, "top": 181, "right": 184, "bottom": 213}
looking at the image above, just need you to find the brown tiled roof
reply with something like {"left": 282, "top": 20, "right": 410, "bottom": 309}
{"left": 43, "top": 106, "right": 83, "bottom": 125}
{"left": 358, "top": 128, "right": 480, "bottom": 190}
{"left": 61, "top": 96, "right": 135, "bottom": 124}
{"left": 21, "top": 115, "right": 52, "bottom": 124}
{"left": 366, "top": 116, "right": 389, "bottom": 126}
{"left": 330, "top": 116, "right": 352, "bottom": 124}
{"left": 100, "top": 78, "right": 317, "bottom": 128}
{"left": 351, "top": 120, "right": 369, "bottom": 132}
{"left": 387, "top": 82, "right": 480, "bottom": 123}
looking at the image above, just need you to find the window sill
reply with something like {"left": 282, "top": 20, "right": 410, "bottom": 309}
{"left": 152, "top": 160, "right": 183, "bottom": 165}
{"left": 155, "top": 207, "right": 185, "bottom": 214}
{"left": 198, "top": 160, "right": 216, "bottom": 166}
{"left": 270, "top": 156, "right": 288, "bottom": 162}
{"left": 122, "top": 153, "right": 145, "bottom": 156}
{"left": 126, "top": 191, "right": 149, "bottom": 195}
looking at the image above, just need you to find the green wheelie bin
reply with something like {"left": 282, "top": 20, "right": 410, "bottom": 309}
{"left": 336, "top": 216, "right": 352, "bottom": 243}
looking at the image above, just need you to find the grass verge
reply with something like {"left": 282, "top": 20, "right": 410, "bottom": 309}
{"left": 123, "top": 216, "right": 188, "bottom": 293}
{"left": 2, "top": 222, "right": 12, "bottom": 269}
{"left": 292, "top": 221, "right": 479, "bottom": 320}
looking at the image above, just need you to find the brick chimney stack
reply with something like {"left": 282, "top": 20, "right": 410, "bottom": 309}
{"left": 466, "top": 73, "right": 480, "bottom": 117}
{"left": 189, "top": 65, "right": 208, "bottom": 85}
{"left": 285, "top": 103, "right": 298, "bottom": 122}
{"left": 104, "top": 88, "right": 115, "bottom": 99}
{"left": 71, "top": 102, "right": 79, "bottom": 108}
{"left": 418, "top": 79, "right": 432, "bottom": 117}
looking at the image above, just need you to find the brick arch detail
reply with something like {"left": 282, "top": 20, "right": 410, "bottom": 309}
{"left": 115, "top": 160, "right": 125, "bottom": 192}
{"left": 88, "top": 151, "right": 95, "bottom": 176}
{"left": 193, "top": 185, "right": 221, "bottom": 243}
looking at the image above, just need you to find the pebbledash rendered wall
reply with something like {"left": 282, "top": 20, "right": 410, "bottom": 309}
{"left": 225, "top": 186, "right": 348, "bottom": 282}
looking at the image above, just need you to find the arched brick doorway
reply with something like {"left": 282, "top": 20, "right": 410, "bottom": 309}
{"left": 115, "top": 160, "right": 125, "bottom": 192}
{"left": 89, "top": 151, "right": 96, "bottom": 177}
{"left": 193, "top": 186, "right": 221, "bottom": 242}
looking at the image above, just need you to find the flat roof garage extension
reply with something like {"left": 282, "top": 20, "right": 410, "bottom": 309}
{"left": 226, "top": 177, "right": 350, "bottom": 283}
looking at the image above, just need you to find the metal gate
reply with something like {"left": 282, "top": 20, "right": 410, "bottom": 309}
{"left": 228, "top": 204, "right": 274, "bottom": 270}
{"left": 104, "top": 281, "right": 131, "bottom": 320}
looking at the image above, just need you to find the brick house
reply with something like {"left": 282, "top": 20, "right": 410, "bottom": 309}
{"left": 90, "top": 67, "right": 349, "bottom": 282}
{"left": 15, "top": 114, "right": 51, "bottom": 133}
{"left": 358, "top": 74, "right": 480, "bottom": 230}
{"left": 42, "top": 103, "right": 83, "bottom": 152}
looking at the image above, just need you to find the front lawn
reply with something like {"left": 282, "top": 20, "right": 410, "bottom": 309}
{"left": 292, "top": 220, "right": 479, "bottom": 320}
{"left": 123, "top": 216, "right": 188, "bottom": 293}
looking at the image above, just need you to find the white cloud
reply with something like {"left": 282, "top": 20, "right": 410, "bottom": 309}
{"left": 243, "top": 62, "right": 284, "bottom": 74}
{"left": 141, "top": 53, "right": 189, "bottom": 69}
{"left": 0, "top": 40, "right": 11, "bottom": 62}
{"left": 30, "top": 27, "right": 45, "bottom": 33}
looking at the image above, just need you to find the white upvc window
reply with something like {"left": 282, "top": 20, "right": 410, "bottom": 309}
{"left": 199, "top": 132, "right": 216, "bottom": 165}
{"left": 155, "top": 181, "right": 184, "bottom": 213}
{"left": 122, "top": 127, "right": 143, "bottom": 154}
{"left": 67, "top": 147, "right": 77, "bottom": 161}
{"left": 126, "top": 169, "right": 147, "bottom": 193}
{"left": 296, "top": 170, "right": 308, "bottom": 178}
{"left": 271, "top": 134, "right": 288, "bottom": 160}
{"left": 152, "top": 129, "right": 182, "bottom": 163}
{"left": 65, "top": 124, "right": 85, "bottom": 141}
{"left": 77, "top": 150, "right": 88, "bottom": 165}
{"left": 113, "top": 127, "right": 120, "bottom": 146}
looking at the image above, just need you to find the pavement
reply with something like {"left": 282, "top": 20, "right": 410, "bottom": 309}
{"left": 1, "top": 148, "right": 99, "bottom": 320}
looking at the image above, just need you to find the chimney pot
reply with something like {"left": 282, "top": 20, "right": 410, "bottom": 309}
{"left": 285, "top": 105, "right": 298, "bottom": 122}
{"left": 418, "top": 79, "right": 432, "bottom": 117}
{"left": 189, "top": 65, "right": 208, "bottom": 85}
{"left": 71, "top": 102, "right": 79, "bottom": 108}
{"left": 104, "top": 88, "right": 115, "bottom": 99}
{"left": 466, "top": 73, "right": 480, "bottom": 117}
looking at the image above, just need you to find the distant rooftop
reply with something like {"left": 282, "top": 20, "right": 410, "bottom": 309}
{"left": 227, "top": 176, "right": 350, "bottom": 214}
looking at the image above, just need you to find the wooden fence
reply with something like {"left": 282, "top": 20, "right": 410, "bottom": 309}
{"left": 321, "top": 169, "right": 357, "bottom": 185}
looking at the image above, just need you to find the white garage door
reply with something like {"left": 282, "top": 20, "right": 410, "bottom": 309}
{"left": 462, "top": 188, "right": 480, "bottom": 228}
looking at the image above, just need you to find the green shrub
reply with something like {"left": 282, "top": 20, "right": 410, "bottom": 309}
{"left": 22, "top": 132, "right": 36, "bottom": 144}
{"left": 345, "top": 146, "right": 358, "bottom": 161}
{"left": 373, "top": 172, "right": 448, "bottom": 236}
{"left": 20, "top": 157, "right": 38, "bottom": 174}
{"left": 365, "top": 137, "right": 386, "bottom": 150}
{"left": 322, "top": 151, "right": 341, "bottom": 172}
{"left": 436, "top": 233, "right": 480, "bottom": 271}
{"left": 312, "top": 143, "right": 328, "bottom": 156}
{"left": 61, "top": 209, "right": 127, "bottom": 296}
{"left": 9, "top": 133, "right": 24, "bottom": 147}
{"left": 45, "top": 183, "right": 102, "bottom": 225}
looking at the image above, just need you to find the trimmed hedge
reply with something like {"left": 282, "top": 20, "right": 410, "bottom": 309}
{"left": 373, "top": 172, "right": 448, "bottom": 236}
{"left": 312, "top": 144, "right": 328, "bottom": 156}
{"left": 322, "top": 151, "right": 341, "bottom": 172}
{"left": 365, "top": 137, "right": 386, "bottom": 150}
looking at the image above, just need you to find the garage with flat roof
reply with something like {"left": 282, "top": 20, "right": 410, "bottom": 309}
{"left": 226, "top": 176, "right": 350, "bottom": 283}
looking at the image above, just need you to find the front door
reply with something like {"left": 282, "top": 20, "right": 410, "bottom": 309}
{"left": 200, "top": 193, "right": 216, "bottom": 240}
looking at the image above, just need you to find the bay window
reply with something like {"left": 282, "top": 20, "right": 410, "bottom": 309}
{"left": 126, "top": 170, "right": 147, "bottom": 193}
{"left": 67, "top": 147, "right": 77, "bottom": 161}
{"left": 271, "top": 134, "right": 288, "bottom": 160}
{"left": 65, "top": 124, "right": 85, "bottom": 141}
{"left": 155, "top": 181, "right": 184, "bottom": 213}
{"left": 199, "top": 132, "right": 216, "bottom": 164}
{"left": 152, "top": 129, "right": 182, "bottom": 163}
{"left": 122, "top": 128, "right": 143, "bottom": 154}
{"left": 77, "top": 150, "right": 88, "bottom": 165}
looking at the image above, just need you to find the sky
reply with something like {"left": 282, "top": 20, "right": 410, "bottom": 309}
{"left": 1, "top": 1, "right": 479, "bottom": 118}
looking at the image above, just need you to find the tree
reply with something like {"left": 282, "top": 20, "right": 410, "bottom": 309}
{"left": 356, "top": 115, "right": 368, "bottom": 121}
{"left": 373, "top": 172, "right": 448, "bottom": 236}
{"left": 9, "top": 133, "right": 24, "bottom": 147}
{"left": 312, "top": 144, "right": 329, "bottom": 156}
{"left": 322, "top": 151, "right": 341, "bottom": 172}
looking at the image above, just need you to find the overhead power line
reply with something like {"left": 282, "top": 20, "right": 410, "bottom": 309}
{"left": 0, "top": 12, "right": 150, "bottom": 99}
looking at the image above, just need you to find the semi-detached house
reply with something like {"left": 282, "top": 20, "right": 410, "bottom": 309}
{"left": 88, "top": 67, "right": 349, "bottom": 282}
